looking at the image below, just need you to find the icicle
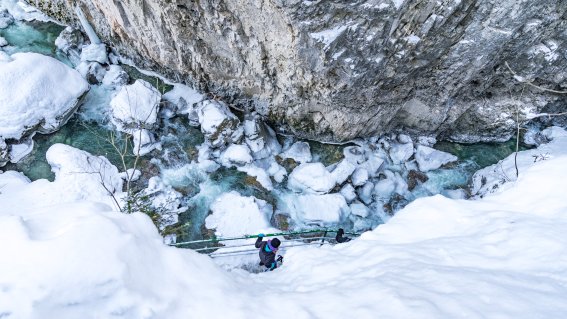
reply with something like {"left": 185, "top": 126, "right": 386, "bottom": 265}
{"left": 74, "top": 5, "right": 101, "bottom": 44}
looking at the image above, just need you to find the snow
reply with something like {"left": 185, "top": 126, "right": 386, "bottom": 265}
{"left": 282, "top": 193, "right": 350, "bottom": 225}
{"left": 163, "top": 83, "right": 204, "bottom": 115}
{"left": 280, "top": 141, "right": 312, "bottom": 163}
{"left": 80, "top": 43, "right": 108, "bottom": 64}
{"left": 196, "top": 100, "right": 239, "bottom": 148}
{"left": 340, "top": 183, "right": 357, "bottom": 202}
{"left": 237, "top": 164, "right": 274, "bottom": 191}
{"left": 0, "top": 52, "right": 89, "bottom": 139}
{"left": 102, "top": 65, "right": 129, "bottom": 88}
{"left": 2, "top": 129, "right": 567, "bottom": 317}
{"left": 0, "top": 36, "right": 7, "bottom": 46}
{"left": 287, "top": 162, "right": 336, "bottom": 194}
{"left": 330, "top": 158, "right": 356, "bottom": 184}
{"left": 471, "top": 126, "right": 567, "bottom": 197}
{"left": 110, "top": 79, "right": 161, "bottom": 129}
{"left": 351, "top": 167, "right": 369, "bottom": 186}
{"left": 0, "top": 0, "right": 50, "bottom": 22}
{"left": 415, "top": 145, "right": 458, "bottom": 171}
{"left": 389, "top": 140, "right": 414, "bottom": 164}
{"left": 206, "top": 191, "right": 275, "bottom": 238}
{"left": 219, "top": 144, "right": 253, "bottom": 167}
{"left": 310, "top": 25, "right": 349, "bottom": 49}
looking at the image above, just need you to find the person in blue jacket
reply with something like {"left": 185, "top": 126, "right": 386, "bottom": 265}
{"left": 255, "top": 234, "right": 283, "bottom": 271}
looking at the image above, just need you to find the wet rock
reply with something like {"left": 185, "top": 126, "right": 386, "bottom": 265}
{"left": 407, "top": 169, "right": 429, "bottom": 191}
{"left": 272, "top": 212, "right": 291, "bottom": 231}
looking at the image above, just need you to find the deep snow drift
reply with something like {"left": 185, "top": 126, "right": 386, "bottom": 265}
{"left": 1, "top": 130, "right": 567, "bottom": 318}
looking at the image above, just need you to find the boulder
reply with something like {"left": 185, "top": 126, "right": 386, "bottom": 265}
{"left": 415, "top": 145, "right": 458, "bottom": 171}
{"left": 283, "top": 193, "right": 349, "bottom": 225}
{"left": 196, "top": 100, "right": 240, "bottom": 148}
{"left": 280, "top": 141, "right": 312, "bottom": 163}
{"left": 287, "top": 162, "right": 336, "bottom": 194}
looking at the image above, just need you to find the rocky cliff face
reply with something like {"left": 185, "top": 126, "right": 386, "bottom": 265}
{"left": 35, "top": 0, "right": 567, "bottom": 142}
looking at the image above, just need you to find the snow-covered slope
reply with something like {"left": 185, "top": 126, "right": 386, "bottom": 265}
{"left": 1, "top": 135, "right": 567, "bottom": 318}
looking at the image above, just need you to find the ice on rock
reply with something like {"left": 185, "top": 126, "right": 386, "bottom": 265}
{"left": 357, "top": 181, "right": 374, "bottom": 204}
{"left": 340, "top": 183, "right": 357, "bottom": 203}
{"left": 374, "top": 175, "right": 396, "bottom": 200}
{"left": 0, "top": 52, "right": 89, "bottom": 140}
{"left": 110, "top": 79, "right": 161, "bottom": 129}
{"left": 0, "top": 9, "right": 14, "bottom": 29}
{"left": 80, "top": 43, "right": 108, "bottom": 64}
{"left": 55, "top": 27, "right": 84, "bottom": 64}
{"left": 83, "top": 62, "right": 106, "bottom": 85}
{"left": 389, "top": 140, "right": 414, "bottom": 164}
{"left": 132, "top": 128, "right": 161, "bottom": 156}
{"left": 283, "top": 193, "right": 349, "bottom": 225}
{"left": 343, "top": 146, "right": 367, "bottom": 164}
{"left": 397, "top": 134, "right": 412, "bottom": 144}
{"left": 351, "top": 167, "right": 369, "bottom": 186}
{"left": 102, "top": 65, "right": 129, "bottom": 88}
{"left": 280, "top": 141, "right": 312, "bottom": 163}
{"left": 330, "top": 159, "right": 357, "bottom": 185}
{"left": 360, "top": 154, "right": 385, "bottom": 177}
{"left": 350, "top": 201, "right": 370, "bottom": 218}
{"left": 0, "top": 138, "right": 8, "bottom": 166}
{"left": 418, "top": 136, "right": 437, "bottom": 147}
{"left": 219, "top": 144, "right": 253, "bottom": 167}
{"left": 196, "top": 100, "right": 240, "bottom": 148}
{"left": 415, "top": 145, "right": 458, "bottom": 172}
{"left": 0, "top": 36, "right": 7, "bottom": 47}
{"left": 237, "top": 164, "right": 274, "bottom": 191}
{"left": 8, "top": 137, "right": 33, "bottom": 163}
{"left": 287, "top": 162, "right": 336, "bottom": 194}
{"left": 206, "top": 191, "right": 274, "bottom": 238}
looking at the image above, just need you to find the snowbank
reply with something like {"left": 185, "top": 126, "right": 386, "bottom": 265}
{"left": 0, "top": 52, "right": 89, "bottom": 139}
{"left": 2, "top": 131, "right": 567, "bottom": 318}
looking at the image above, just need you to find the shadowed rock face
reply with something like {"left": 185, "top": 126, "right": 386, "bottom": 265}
{"left": 37, "top": 0, "right": 567, "bottom": 142}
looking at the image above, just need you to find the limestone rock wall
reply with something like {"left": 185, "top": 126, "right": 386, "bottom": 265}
{"left": 35, "top": 0, "right": 567, "bottom": 142}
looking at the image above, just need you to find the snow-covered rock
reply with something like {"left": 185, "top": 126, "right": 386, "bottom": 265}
{"left": 237, "top": 164, "right": 274, "bottom": 191}
{"left": 330, "top": 159, "right": 356, "bottom": 185}
{"left": 357, "top": 181, "right": 374, "bottom": 204}
{"left": 374, "top": 175, "right": 396, "bottom": 200}
{"left": 102, "top": 65, "right": 129, "bottom": 88}
{"left": 415, "top": 145, "right": 458, "bottom": 171}
{"left": 397, "top": 134, "right": 412, "bottom": 144}
{"left": 351, "top": 167, "right": 369, "bottom": 186}
{"left": 359, "top": 153, "right": 385, "bottom": 177}
{"left": 389, "top": 141, "right": 414, "bottom": 164}
{"left": 0, "top": 9, "right": 14, "bottom": 29}
{"left": 343, "top": 146, "right": 366, "bottom": 164}
{"left": 267, "top": 161, "right": 287, "bottom": 183}
{"left": 54, "top": 27, "right": 84, "bottom": 64}
{"left": 206, "top": 191, "right": 274, "bottom": 238}
{"left": 131, "top": 128, "right": 161, "bottom": 156}
{"left": 110, "top": 79, "right": 161, "bottom": 130}
{"left": 417, "top": 135, "right": 437, "bottom": 147}
{"left": 0, "top": 36, "right": 7, "bottom": 47}
{"left": 8, "top": 137, "right": 33, "bottom": 163}
{"left": 350, "top": 201, "right": 370, "bottom": 218}
{"left": 196, "top": 100, "right": 240, "bottom": 148}
{"left": 140, "top": 176, "right": 185, "bottom": 228}
{"left": 280, "top": 141, "right": 312, "bottom": 163}
{"left": 80, "top": 43, "right": 108, "bottom": 64}
{"left": 163, "top": 83, "right": 204, "bottom": 123}
{"left": 45, "top": 143, "right": 123, "bottom": 207}
{"left": 340, "top": 183, "right": 357, "bottom": 203}
{"left": 219, "top": 144, "right": 253, "bottom": 167}
{"left": 287, "top": 162, "right": 336, "bottom": 194}
{"left": 283, "top": 193, "right": 349, "bottom": 225}
{"left": 0, "top": 52, "right": 89, "bottom": 141}
{"left": 0, "top": 137, "right": 8, "bottom": 166}
{"left": 119, "top": 169, "right": 141, "bottom": 182}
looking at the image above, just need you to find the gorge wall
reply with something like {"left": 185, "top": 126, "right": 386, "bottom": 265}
{"left": 34, "top": 0, "right": 567, "bottom": 142}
